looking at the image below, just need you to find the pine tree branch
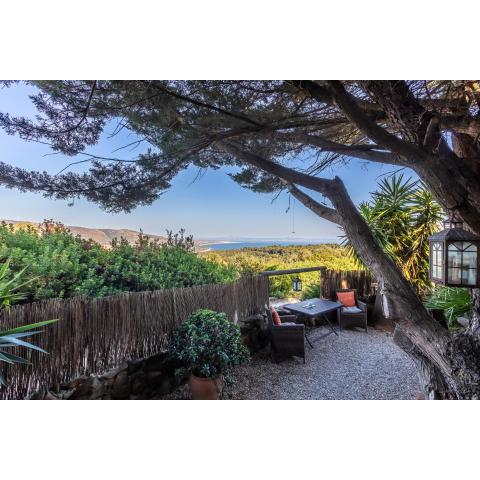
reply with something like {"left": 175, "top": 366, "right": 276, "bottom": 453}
{"left": 291, "top": 81, "right": 431, "bottom": 163}
{"left": 324, "top": 81, "right": 431, "bottom": 162}
{"left": 217, "top": 141, "right": 336, "bottom": 196}
{"left": 284, "top": 182, "right": 341, "bottom": 224}
{"left": 277, "top": 132, "right": 403, "bottom": 165}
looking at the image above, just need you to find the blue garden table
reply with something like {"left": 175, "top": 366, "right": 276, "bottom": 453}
{"left": 282, "top": 298, "right": 342, "bottom": 346}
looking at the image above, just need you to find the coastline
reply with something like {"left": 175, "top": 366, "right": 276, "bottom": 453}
{"left": 196, "top": 238, "right": 340, "bottom": 252}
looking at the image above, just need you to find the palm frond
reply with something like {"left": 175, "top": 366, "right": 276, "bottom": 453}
{"left": 345, "top": 174, "right": 444, "bottom": 296}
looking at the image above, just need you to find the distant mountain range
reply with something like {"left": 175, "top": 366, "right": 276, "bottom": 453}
{"left": 1, "top": 219, "right": 174, "bottom": 248}
{"left": 1, "top": 219, "right": 334, "bottom": 250}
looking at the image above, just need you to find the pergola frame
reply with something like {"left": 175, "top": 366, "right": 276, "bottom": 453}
{"left": 260, "top": 266, "right": 327, "bottom": 300}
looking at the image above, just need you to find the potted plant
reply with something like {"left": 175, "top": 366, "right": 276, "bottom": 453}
{"left": 169, "top": 309, "right": 250, "bottom": 399}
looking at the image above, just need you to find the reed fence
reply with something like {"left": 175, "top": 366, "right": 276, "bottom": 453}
{"left": 320, "top": 269, "right": 374, "bottom": 300}
{"left": 0, "top": 275, "right": 269, "bottom": 400}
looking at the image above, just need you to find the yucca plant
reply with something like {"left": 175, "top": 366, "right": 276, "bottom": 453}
{"left": 342, "top": 174, "right": 444, "bottom": 295}
{"left": 0, "top": 319, "right": 58, "bottom": 386}
{"left": 0, "top": 259, "right": 57, "bottom": 386}
{"left": 0, "top": 259, "right": 37, "bottom": 307}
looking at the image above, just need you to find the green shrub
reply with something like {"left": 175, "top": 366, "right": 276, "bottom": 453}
{"left": 0, "top": 222, "right": 236, "bottom": 301}
{"left": 301, "top": 283, "right": 321, "bottom": 300}
{"left": 169, "top": 309, "right": 250, "bottom": 383}
{"left": 204, "top": 244, "right": 357, "bottom": 298}
{"left": 424, "top": 286, "right": 472, "bottom": 329}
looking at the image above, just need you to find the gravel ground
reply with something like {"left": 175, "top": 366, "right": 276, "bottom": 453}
{"left": 163, "top": 327, "right": 423, "bottom": 400}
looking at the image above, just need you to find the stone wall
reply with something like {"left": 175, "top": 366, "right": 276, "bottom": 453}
{"left": 30, "top": 314, "right": 268, "bottom": 400}
{"left": 30, "top": 352, "right": 184, "bottom": 400}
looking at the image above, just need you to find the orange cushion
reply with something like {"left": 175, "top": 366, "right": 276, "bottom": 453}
{"left": 270, "top": 306, "right": 282, "bottom": 326}
{"left": 337, "top": 291, "right": 356, "bottom": 307}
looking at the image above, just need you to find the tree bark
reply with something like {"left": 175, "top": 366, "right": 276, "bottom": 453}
{"left": 282, "top": 173, "right": 480, "bottom": 398}
{"left": 469, "top": 289, "right": 480, "bottom": 335}
{"left": 217, "top": 107, "right": 480, "bottom": 398}
{"left": 414, "top": 154, "right": 480, "bottom": 237}
{"left": 284, "top": 81, "right": 480, "bottom": 398}
{"left": 393, "top": 327, "right": 453, "bottom": 399}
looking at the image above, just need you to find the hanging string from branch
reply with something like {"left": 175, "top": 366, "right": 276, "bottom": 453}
{"left": 292, "top": 196, "right": 296, "bottom": 234}
{"left": 285, "top": 194, "right": 296, "bottom": 234}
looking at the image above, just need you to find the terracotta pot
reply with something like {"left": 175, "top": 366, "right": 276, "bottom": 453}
{"left": 189, "top": 373, "right": 224, "bottom": 400}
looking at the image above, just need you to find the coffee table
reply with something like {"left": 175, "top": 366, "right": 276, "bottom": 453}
{"left": 282, "top": 298, "right": 342, "bottom": 346}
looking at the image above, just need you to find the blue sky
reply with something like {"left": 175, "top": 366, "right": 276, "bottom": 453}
{"left": 0, "top": 83, "right": 413, "bottom": 240}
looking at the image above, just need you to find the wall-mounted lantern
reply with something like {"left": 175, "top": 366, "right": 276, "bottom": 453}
{"left": 428, "top": 216, "right": 480, "bottom": 287}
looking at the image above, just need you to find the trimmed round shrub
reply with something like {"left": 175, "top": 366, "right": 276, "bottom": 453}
{"left": 169, "top": 309, "right": 250, "bottom": 382}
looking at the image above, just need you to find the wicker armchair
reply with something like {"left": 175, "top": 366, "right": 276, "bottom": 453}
{"left": 336, "top": 289, "right": 368, "bottom": 332}
{"left": 266, "top": 308, "right": 305, "bottom": 363}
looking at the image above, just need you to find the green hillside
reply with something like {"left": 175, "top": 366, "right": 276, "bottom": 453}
{"left": 203, "top": 244, "right": 359, "bottom": 298}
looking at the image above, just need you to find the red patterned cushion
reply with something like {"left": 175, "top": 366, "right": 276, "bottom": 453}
{"left": 337, "top": 291, "right": 356, "bottom": 307}
{"left": 270, "top": 306, "right": 282, "bottom": 326}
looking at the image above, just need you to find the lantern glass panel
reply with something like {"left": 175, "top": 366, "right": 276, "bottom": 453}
{"left": 447, "top": 248, "right": 462, "bottom": 268}
{"left": 464, "top": 269, "right": 477, "bottom": 285}
{"left": 446, "top": 241, "right": 477, "bottom": 286}
{"left": 448, "top": 267, "right": 462, "bottom": 284}
{"left": 431, "top": 242, "right": 443, "bottom": 279}
{"left": 463, "top": 251, "right": 477, "bottom": 269}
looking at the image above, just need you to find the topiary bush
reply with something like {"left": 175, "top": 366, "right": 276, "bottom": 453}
{"left": 169, "top": 309, "right": 250, "bottom": 383}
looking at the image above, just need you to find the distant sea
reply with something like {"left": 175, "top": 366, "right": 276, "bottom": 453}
{"left": 203, "top": 239, "right": 339, "bottom": 251}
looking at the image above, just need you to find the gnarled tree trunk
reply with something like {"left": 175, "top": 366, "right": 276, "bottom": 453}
{"left": 289, "top": 176, "right": 480, "bottom": 399}
{"left": 221, "top": 139, "right": 480, "bottom": 398}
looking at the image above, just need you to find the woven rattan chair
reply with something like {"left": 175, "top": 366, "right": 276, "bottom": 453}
{"left": 266, "top": 308, "right": 305, "bottom": 363}
{"left": 336, "top": 289, "right": 368, "bottom": 332}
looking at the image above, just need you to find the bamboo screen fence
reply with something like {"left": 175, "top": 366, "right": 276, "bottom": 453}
{"left": 0, "top": 275, "right": 269, "bottom": 400}
{"left": 320, "top": 269, "right": 374, "bottom": 300}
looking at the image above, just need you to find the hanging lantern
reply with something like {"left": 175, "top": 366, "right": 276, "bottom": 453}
{"left": 292, "top": 276, "right": 302, "bottom": 292}
{"left": 428, "top": 215, "right": 480, "bottom": 287}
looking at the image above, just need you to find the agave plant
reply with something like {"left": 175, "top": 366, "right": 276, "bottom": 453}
{"left": 0, "top": 319, "right": 58, "bottom": 386}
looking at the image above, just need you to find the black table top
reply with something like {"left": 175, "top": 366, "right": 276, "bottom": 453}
{"left": 282, "top": 298, "right": 342, "bottom": 317}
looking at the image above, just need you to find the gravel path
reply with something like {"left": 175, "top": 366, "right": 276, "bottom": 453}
{"left": 227, "top": 327, "right": 422, "bottom": 400}
{"left": 162, "top": 327, "right": 423, "bottom": 400}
